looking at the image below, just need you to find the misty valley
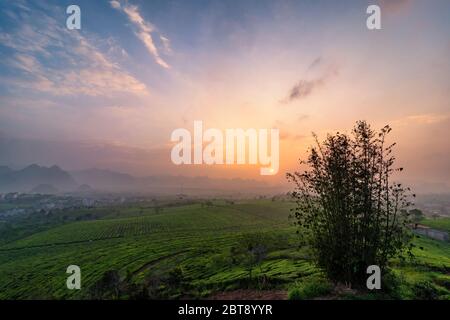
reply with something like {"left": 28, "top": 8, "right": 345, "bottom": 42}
{"left": 0, "top": 0, "right": 449, "bottom": 307}
{"left": 0, "top": 166, "right": 449, "bottom": 300}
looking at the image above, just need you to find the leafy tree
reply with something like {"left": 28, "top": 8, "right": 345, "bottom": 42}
{"left": 233, "top": 233, "right": 275, "bottom": 280}
{"left": 410, "top": 209, "right": 424, "bottom": 223}
{"left": 287, "top": 121, "right": 413, "bottom": 286}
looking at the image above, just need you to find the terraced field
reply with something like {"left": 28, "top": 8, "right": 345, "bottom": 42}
{"left": 0, "top": 201, "right": 298, "bottom": 299}
{"left": 0, "top": 200, "right": 449, "bottom": 300}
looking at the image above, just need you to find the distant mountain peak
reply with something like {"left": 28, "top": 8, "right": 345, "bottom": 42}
{"left": 24, "top": 164, "right": 41, "bottom": 170}
{"left": 0, "top": 164, "right": 77, "bottom": 193}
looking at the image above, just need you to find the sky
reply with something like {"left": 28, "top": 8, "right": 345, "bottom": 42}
{"left": 0, "top": 0, "right": 449, "bottom": 188}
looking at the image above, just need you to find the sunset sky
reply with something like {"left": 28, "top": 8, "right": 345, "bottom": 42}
{"left": 0, "top": 0, "right": 449, "bottom": 187}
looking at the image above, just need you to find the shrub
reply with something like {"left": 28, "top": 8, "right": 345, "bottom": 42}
{"left": 380, "top": 270, "right": 409, "bottom": 299}
{"left": 413, "top": 281, "right": 439, "bottom": 300}
{"left": 288, "top": 277, "right": 332, "bottom": 300}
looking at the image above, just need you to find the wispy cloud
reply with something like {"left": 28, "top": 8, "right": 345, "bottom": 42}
{"left": 110, "top": 1, "right": 171, "bottom": 69}
{"left": 281, "top": 59, "right": 338, "bottom": 104}
{"left": 279, "top": 131, "right": 306, "bottom": 142}
{"left": 0, "top": 3, "right": 148, "bottom": 97}
{"left": 393, "top": 113, "right": 450, "bottom": 126}
{"left": 110, "top": 0, "right": 121, "bottom": 10}
{"left": 307, "top": 57, "right": 322, "bottom": 71}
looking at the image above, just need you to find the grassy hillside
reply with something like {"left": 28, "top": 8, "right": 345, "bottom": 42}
{"left": 421, "top": 217, "right": 450, "bottom": 233}
{"left": 0, "top": 200, "right": 449, "bottom": 300}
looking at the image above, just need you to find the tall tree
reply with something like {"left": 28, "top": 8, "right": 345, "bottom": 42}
{"left": 287, "top": 121, "right": 413, "bottom": 286}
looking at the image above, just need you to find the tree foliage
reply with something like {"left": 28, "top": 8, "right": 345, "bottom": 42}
{"left": 287, "top": 121, "right": 414, "bottom": 286}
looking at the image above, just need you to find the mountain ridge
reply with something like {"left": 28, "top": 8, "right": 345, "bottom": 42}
{"left": 0, "top": 164, "right": 77, "bottom": 193}
{"left": 0, "top": 164, "right": 278, "bottom": 194}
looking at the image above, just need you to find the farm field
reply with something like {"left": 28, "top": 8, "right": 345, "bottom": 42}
{"left": 0, "top": 200, "right": 449, "bottom": 300}
{"left": 421, "top": 217, "right": 450, "bottom": 233}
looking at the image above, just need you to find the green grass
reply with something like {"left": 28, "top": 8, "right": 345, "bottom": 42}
{"left": 410, "top": 235, "right": 450, "bottom": 267}
{"left": 421, "top": 217, "right": 450, "bottom": 233}
{"left": 288, "top": 275, "right": 333, "bottom": 300}
{"left": 0, "top": 200, "right": 448, "bottom": 300}
{"left": 0, "top": 200, "right": 295, "bottom": 299}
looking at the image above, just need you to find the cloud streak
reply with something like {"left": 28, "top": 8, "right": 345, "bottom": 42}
{"left": 110, "top": 1, "right": 170, "bottom": 69}
{"left": 393, "top": 113, "right": 450, "bottom": 126}
{"left": 0, "top": 4, "right": 148, "bottom": 97}
{"left": 281, "top": 60, "right": 338, "bottom": 104}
